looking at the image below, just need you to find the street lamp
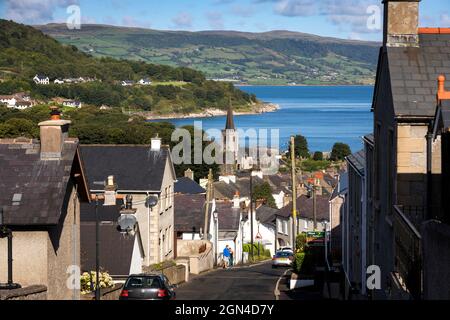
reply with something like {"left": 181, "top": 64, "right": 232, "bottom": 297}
{"left": 0, "top": 207, "right": 21, "bottom": 290}
{"left": 213, "top": 210, "right": 218, "bottom": 266}
{"left": 240, "top": 219, "right": 246, "bottom": 265}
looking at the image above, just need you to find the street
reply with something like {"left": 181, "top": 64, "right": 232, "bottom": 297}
{"left": 175, "top": 261, "right": 293, "bottom": 300}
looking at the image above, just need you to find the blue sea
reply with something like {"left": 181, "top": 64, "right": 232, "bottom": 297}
{"left": 154, "top": 86, "right": 374, "bottom": 153}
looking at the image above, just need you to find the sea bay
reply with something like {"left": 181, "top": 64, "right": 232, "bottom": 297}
{"left": 155, "top": 85, "right": 374, "bottom": 153}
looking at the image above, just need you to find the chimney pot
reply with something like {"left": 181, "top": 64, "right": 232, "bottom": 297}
{"left": 437, "top": 75, "right": 450, "bottom": 102}
{"left": 151, "top": 133, "right": 161, "bottom": 151}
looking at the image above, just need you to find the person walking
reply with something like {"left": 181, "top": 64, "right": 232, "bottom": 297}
{"left": 223, "top": 245, "right": 230, "bottom": 269}
{"left": 229, "top": 247, "right": 234, "bottom": 267}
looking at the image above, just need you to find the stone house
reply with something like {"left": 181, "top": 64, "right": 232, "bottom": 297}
{"left": 79, "top": 137, "right": 176, "bottom": 267}
{"left": 0, "top": 110, "right": 90, "bottom": 300}
{"left": 367, "top": 0, "right": 450, "bottom": 299}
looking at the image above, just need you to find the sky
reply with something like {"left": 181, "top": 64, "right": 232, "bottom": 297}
{"left": 0, "top": 0, "right": 448, "bottom": 41}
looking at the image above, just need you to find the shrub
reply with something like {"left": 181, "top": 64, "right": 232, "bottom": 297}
{"left": 292, "top": 253, "right": 305, "bottom": 274}
{"left": 80, "top": 271, "right": 114, "bottom": 295}
{"left": 296, "top": 233, "right": 307, "bottom": 252}
{"left": 312, "top": 151, "right": 323, "bottom": 161}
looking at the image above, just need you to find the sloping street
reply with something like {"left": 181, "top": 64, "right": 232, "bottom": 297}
{"left": 175, "top": 261, "right": 291, "bottom": 300}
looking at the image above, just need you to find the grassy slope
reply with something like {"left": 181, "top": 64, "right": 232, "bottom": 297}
{"left": 37, "top": 24, "right": 379, "bottom": 85}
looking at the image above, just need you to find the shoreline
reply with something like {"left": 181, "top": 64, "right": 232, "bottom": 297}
{"left": 144, "top": 103, "right": 279, "bottom": 121}
{"left": 236, "top": 83, "right": 375, "bottom": 87}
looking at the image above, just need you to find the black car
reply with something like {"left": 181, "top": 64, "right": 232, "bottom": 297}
{"left": 119, "top": 274, "right": 177, "bottom": 300}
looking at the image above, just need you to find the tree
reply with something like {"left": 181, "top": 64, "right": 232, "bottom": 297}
{"left": 330, "top": 142, "right": 351, "bottom": 161}
{"left": 312, "top": 151, "right": 323, "bottom": 161}
{"left": 253, "top": 182, "right": 277, "bottom": 208}
{"left": 287, "top": 134, "right": 309, "bottom": 159}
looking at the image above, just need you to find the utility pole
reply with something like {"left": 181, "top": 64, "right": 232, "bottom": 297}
{"left": 95, "top": 195, "right": 100, "bottom": 301}
{"left": 203, "top": 169, "right": 213, "bottom": 240}
{"left": 290, "top": 136, "right": 297, "bottom": 249}
{"left": 249, "top": 170, "right": 254, "bottom": 261}
{"left": 313, "top": 185, "right": 317, "bottom": 231}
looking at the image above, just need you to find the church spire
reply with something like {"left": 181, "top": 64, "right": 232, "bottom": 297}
{"left": 225, "top": 99, "right": 235, "bottom": 130}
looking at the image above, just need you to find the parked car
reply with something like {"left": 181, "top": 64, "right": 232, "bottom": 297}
{"left": 272, "top": 251, "right": 294, "bottom": 268}
{"left": 279, "top": 246, "right": 294, "bottom": 254}
{"left": 119, "top": 274, "right": 177, "bottom": 300}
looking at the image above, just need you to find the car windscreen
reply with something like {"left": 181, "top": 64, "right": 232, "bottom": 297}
{"left": 124, "top": 277, "right": 161, "bottom": 289}
{"left": 276, "top": 252, "right": 292, "bottom": 257}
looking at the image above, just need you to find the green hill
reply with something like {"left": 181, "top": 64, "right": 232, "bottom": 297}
{"left": 0, "top": 19, "right": 256, "bottom": 114}
{"left": 37, "top": 24, "right": 380, "bottom": 85}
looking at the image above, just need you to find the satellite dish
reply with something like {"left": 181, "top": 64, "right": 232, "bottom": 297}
{"left": 118, "top": 214, "right": 137, "bottom": 235}
{"left": 145, "top": 195, "right": 158, "bottom": 208}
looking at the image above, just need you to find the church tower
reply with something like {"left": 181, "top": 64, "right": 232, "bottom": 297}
{"left": 222, "top": 104, "right": 239, "bottom": 174}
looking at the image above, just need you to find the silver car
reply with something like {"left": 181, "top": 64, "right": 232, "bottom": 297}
{"left": 272, "top": 251, "right": 294, "bottom": 268}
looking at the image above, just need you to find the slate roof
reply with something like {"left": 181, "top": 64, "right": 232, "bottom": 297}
{"left": 330, "top": 172, "right": 348, "bottom": 200}
{"left": 215, "top": 202, "right": 241, "bottom": 231}
{"left": 80, "top": 200, "right": 123, "bottom": 222}
{"left": 80, "top": 145, "right": 174, "bottom": 192}
{"left": 346, "top": 150, "right": 365, "bottom": 176}
{"left": 174, "top": 177, "right": 206, "bottom": 194}
{"left": 363, "top": 134, "right": 374, "bottom": 146}
{"left": 0, "top": 138, "right": 88, "bottom": 226}
{"left": 213, "top": 176, "right": 265, "bottom": 199}
{"left": 279, "top": 195, "right": 329, "bottom": 222}
{"left": 256, "top": 205, "right": 283, "bottom": 226}
{"left": 81, "top": 222, "right": 140, "bottom": 277}
{"left": 433, "top": 100, "right": 450, "bottom": 136}
{"left": 385, "top": 33, "right": 450, "bottom": 117}
{"left": 174, "top": 194, "right": 206, "bottom": 233}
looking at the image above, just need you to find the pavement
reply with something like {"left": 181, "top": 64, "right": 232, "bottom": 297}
{"left": 175, "top": 261, "right": 323, "bottom": 300}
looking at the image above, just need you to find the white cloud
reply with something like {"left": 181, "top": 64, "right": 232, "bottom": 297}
{"left": 441, "top": 13, "right": 450, "bottom": 26}
{"left": 206, "top": 11, "right": 224, "bottom": 29}
{"left": 172, "top": 12, "right": 193, "bottom": 28}
{"left": 274, "top": 0, "right": 317, "bottom": 17}
{"left": 4, "top": 0, "right": 79, "bottom": 24}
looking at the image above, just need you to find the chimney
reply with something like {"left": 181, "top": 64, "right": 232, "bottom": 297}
{"left": 233, "top": 191, "right": 240, "bottom": 209}
{"left": 151, "top": 133, "right": 161, "bottom": 151}
{"left": 184, "top": 168, "right": 194, "bottom": 180}
{"left": 104, "top": 175, "right": 117, "bottom": 206}
{"left": 437, "top": 75, "right": 450, "bottom": 103}
{"left": 38, "top": 106, "right": 71, "bottom": 160}
{"left": 383, "top": 0, "right": 420, "bottom": 47}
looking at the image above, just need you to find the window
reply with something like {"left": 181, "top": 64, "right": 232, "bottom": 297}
{"left": 375, "top": 123, "right": 381, "bottom": 201}
{"left": 387, "top": 128, "right": 394, "bottom": 216}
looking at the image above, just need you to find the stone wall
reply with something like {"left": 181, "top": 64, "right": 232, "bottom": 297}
{"left": 81, "top": 283, "right": 124, "bottom": 300}
{"left": 396, "top": 124, "right": 428, "bottom": 207}
{"left": 0, "top": 285, "right": 47, "bottom": 300}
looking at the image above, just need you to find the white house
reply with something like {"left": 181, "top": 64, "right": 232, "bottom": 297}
{"left": 209, "top": 199, "right": 245, "bottom": 266}
{"left": 33, "top": 74, "right": 49, "bottom": 85}
{"left": 54, "top": 79, "right": 64, "bottom": 84}
{"left": 138, "top": 78, "right": 152, "bottom": 85}
{"left": 121, "top": 80, "right": 134, "bottom": 86}
{"left": 62, "top": 100, "right": 82, "bottom": 108}
{"left": 0, "top": 95, "right": 16, "bottom": 108}
{"left": 242, "top": 204, "right": 292, "bottom": 257}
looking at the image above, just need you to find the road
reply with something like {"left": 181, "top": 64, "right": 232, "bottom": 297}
{"left": 175, "top": 261, "right": 292, "bottom": 300}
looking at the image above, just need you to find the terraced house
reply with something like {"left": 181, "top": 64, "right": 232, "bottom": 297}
{"left": 0, "top": 109, "right": 90, "bottom": 300}
{"left": 79, "top": 136, "right": 176, "bottom": 267}
{"left": 363, "top": 0, "right": 450, "bottom": 299}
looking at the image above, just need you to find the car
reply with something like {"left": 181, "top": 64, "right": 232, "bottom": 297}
{"left": 119, "top": 274, "right": 177, "bottom": 300}
{"left": 272, "top": 251, "right": 294, "bottom": 268}
{"left": 279, "top": 246, "right": 294, "bottom": 254}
